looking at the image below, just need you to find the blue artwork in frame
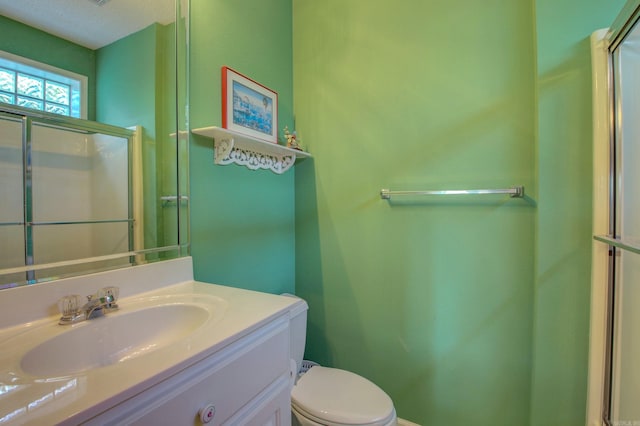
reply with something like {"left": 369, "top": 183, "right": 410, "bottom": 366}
{"left": 222, "top": 67, "right": 278, "bottom": 143}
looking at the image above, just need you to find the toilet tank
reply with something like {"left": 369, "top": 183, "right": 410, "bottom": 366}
{"left": 282, "top": 294, "right": 308, "bottom": 375}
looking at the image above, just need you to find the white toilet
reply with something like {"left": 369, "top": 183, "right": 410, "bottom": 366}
{"left": 287, "top": 297, "right": 397, "bottom": 426}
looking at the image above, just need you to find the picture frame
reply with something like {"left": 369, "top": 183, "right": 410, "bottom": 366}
{"left": 222, "top": 66, "right": 278, "bottom": 143}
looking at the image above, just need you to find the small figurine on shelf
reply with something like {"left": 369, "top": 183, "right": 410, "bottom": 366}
{"left": 283, "top": 126, "right": 303, "bottom": 151}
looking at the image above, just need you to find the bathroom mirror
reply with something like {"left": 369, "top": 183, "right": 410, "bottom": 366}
{"left": 0, "top": 0, "right": 189, "bottom": 289}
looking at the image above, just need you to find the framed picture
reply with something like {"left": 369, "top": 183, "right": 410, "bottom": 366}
{"left": 222, "top": 66, "right": 278, "bottom": 143}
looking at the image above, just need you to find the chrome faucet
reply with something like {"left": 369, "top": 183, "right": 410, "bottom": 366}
{"left": 58, "top": 287, "right": 119, "bottom": 325}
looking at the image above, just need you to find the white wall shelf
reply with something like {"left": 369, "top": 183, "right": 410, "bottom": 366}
{"left": 192, "top": 126, "right": 311, "bottom": 174}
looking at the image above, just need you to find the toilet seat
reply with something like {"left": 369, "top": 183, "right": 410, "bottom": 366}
{"left": 292, "top": 404, "right": 397, "bottom": 426}
{"left": 291, "top": 366, "right": 396, "bottom": 426}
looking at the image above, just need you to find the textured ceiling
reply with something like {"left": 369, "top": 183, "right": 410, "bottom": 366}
{"left": 0, "top": 0, "right": 175, "bottom": 49}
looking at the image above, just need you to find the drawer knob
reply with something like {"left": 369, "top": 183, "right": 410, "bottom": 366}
{"left": 199, "top": 403, "right": 216, "bottom": 424}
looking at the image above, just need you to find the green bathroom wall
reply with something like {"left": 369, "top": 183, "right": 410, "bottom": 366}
{"left": 0, "top": 15, "right": 97, "bottom": 120}
{"left": 96, "top": 25, "right": 159, "bottom": 134}
{"left": 185, "top": 0, "right": 628, "bottom": 424}
{"left": 188, "top": 0, "right": 296, "bottom": 294}
{"left": 293, "top": 1, "right": 536, "bottom": 424}
{"left": 530, "top": 0, "right": 625, "bottom": 425}
{"left": 96, "top": 24, "right": 166, "bottom": 252}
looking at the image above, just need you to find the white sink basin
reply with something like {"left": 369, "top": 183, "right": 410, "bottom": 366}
{"left": 21, "top": 302, "right": 210, "bottom": 377}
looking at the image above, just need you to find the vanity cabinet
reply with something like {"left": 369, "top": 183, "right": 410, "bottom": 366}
{"left": 84, "top": 315, "right": 291, "bottom": 426}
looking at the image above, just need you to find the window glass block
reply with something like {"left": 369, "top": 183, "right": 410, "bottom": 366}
{"left": 45, "top": 81, "right": 70, "bottom": 105}
{"left": 45, "top": 103, "right": 70, "bottom": 116}
{"left": 0, "top": 68, "right": 15, "bottom": 92}
{"left": 17, "top": 96, "right": 43, "bottom": 110}
{"left": 17, "top": 73, "right": 44, "bottom": 99}
{"left": 0, "top": 92, "right": 15, "bottom": 104}
{"left": 1, "top": 56, "right": 84, "bottom": 118}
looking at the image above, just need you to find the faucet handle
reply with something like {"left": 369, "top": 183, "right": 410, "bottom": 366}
{"left": 58, "top": 294, "right": 82, "bottom": 321}
{"left": 98, "top": 286, "right": 119, "bottom": 309}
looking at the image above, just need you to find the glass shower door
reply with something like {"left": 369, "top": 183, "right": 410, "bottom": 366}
{"left": 0, "top": 108, "right": 135, "bottom": 288}
{"left": 0, "top": 113, "right": 26, "bottom": 285}
{"left": 30, "top": 122, "right": 131, "bottom": 278}
{"left": 604, "top": 9, "right": 640, "bottom": 423}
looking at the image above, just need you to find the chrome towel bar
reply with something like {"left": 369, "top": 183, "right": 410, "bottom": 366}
{"left": 380, "top": 185, "right": 524, "bottom": 200}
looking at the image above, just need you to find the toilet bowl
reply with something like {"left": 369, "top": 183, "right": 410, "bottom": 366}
{"left": 285, "top": 295, "right": 397, "bottom": 426}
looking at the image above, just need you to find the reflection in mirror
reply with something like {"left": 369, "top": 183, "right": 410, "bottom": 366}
{"left": 0, "top": 0, "right": 189, "bottom": 289}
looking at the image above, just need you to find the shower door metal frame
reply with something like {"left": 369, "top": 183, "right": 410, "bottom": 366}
{"left": 597, "top": 1, "right": 640, "bottom": 423}
{"left": 0, "top": 105, "right": 135, "bottom": 284}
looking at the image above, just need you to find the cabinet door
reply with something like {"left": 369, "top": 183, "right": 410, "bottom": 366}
{"left": 222, "top": 374, "right": 291, "bottom": 426}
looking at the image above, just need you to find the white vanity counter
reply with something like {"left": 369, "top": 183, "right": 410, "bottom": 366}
{"left": 0, "top": 258, "right": 300, "bottom": 425}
